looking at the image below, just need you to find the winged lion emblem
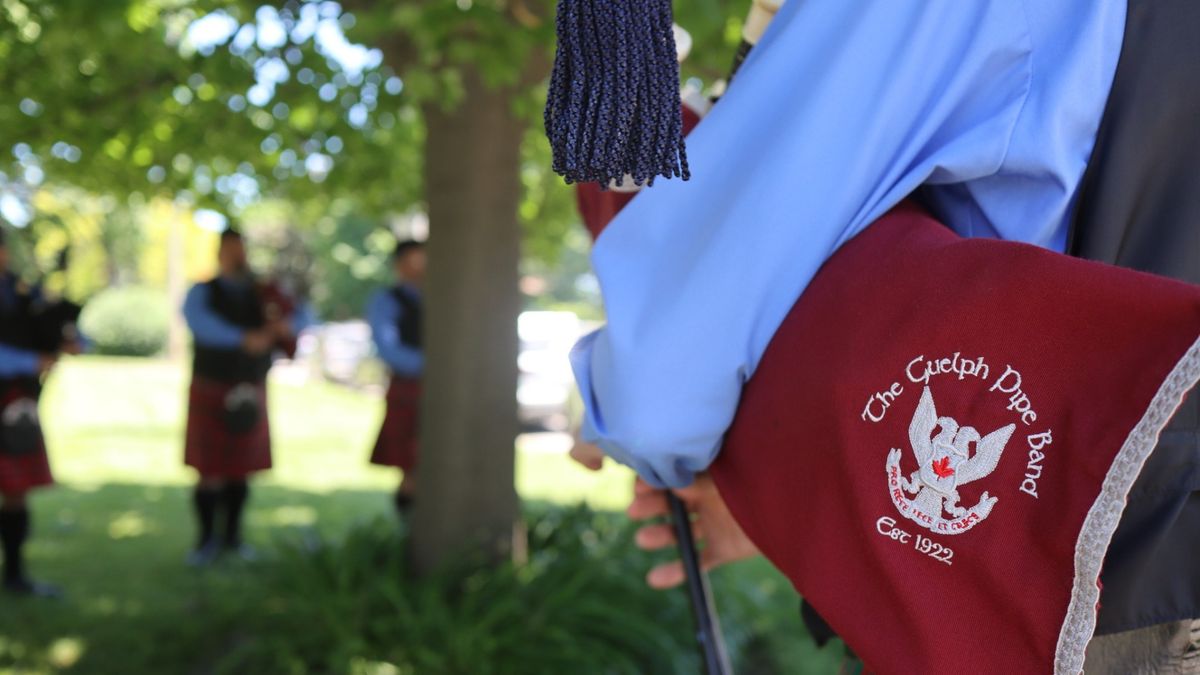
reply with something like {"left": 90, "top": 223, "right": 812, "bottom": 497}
{"left": 885, "top": 386, "right": 1016, "bottom": 534}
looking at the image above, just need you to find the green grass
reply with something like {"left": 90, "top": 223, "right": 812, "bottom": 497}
{"left": 41, "top": 357, "right": 635, "bottom": 509}
{"left": 0, "top": 357, "right": 840, "bottom": 674}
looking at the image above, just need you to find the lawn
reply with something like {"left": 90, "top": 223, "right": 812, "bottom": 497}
{"left": 0, "top": 357, "right": 839, "bottom": 674}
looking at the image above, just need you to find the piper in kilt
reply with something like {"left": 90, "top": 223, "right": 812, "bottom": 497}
{"left": 182, "top": 229, "right": 300, "bottom": 565}
{"left": 366, "top": 239, "right": 425, "bottom": 514}
{"left": 0, "top": 229, "right": 79, "bottom": 596}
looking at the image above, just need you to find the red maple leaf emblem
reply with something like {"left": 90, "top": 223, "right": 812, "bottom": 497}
{"left": 931, "top": 457, "right": 955, "bottom": 478}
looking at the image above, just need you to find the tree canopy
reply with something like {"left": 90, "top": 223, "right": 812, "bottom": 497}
{"left": 1, "top": 0, "right": 753, "bottom": 566}
{"left": 2, "top": 0, "right": 745, "bottom": 225}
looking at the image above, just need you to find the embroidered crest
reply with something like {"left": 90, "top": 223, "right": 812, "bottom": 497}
{"left": 886, "top": 387, "right": 1015, "bottom": 534}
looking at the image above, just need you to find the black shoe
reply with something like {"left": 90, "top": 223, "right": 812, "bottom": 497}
{"left": 186, "top": 541, "right": 222, "bottom": 568}
{"left": 3, "top": 577, "right": 62, "bottom": 598}
{"left": 223, "top": 543, "right": 258, "bottom": 563}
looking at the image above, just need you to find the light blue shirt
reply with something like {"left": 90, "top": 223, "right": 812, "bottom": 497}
{"left": 183, "top": 281, "right": 247, "bottom": 348}
{"left": 367, "top": 286, "right": 424, "bottom": 377}
{"left": 293, "top": 302, "right": 318, "bottom": 335}
{"left": 571, "top": 0, "right": 1127, "bottom": 487}
{"left": 0, "top": 343, "right": 38, "bottom": 378}
{"left": 183, "top": 279, "right": 318, "bottom": 349}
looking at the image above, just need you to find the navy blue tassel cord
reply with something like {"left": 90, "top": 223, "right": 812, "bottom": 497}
{"left": 545, "top": 0, "right": 689, "bottom": 187}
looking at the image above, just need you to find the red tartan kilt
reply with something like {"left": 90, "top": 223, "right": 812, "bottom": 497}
{"left": 184, "top": 376, "right": 271, "bottom": 479}
{"left": 0, "top": 382, "right": 53, "bottom": 494}
{"left": 0, "top": 439, "right": 53, "bottom": 495}
{"left": 371, "top": 376, "right": 421, "bottom": 471}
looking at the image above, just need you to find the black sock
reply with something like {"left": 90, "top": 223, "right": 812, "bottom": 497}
{"left": 193, "top": 486, "right": 220, "bottom": 549}
{"left": 220, "top": 480, "right": 249, "bottom": 548}
{"left": 394, "top": 489, "right": 413, "bottom": 514}
{"left": 0, "top": 508, "right": 30, "bottom": 584}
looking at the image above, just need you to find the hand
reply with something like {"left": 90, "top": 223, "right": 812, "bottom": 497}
{"left": 628, "top": 474, "right": 760, "bottom": 589}
{"left": 37, "top": 353, "right": 58, "bottom": 376}
{"left": 241, "top": 330, "right": 273, "bottom": 355}
{"left": 568, "top": 436, "right": 606, "bottom": 471}
{"left": 268, "top": 317, "right": 294, "bottom": 340}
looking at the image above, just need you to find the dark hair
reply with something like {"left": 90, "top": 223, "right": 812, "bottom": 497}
{"left": 392, "top": 239, "right": 425, "bottom": 260}
{"left": 219, "top": 228, "right": 243, "bottom": 244}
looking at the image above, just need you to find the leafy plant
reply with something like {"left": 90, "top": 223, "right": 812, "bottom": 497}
{"left": 215, "top": 506, "right": 839, "bottom": 674}
{"left": 78, "top": 284, "right": 170, "bottom": 356}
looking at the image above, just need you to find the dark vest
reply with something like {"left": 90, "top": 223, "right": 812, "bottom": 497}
{"left": 191, "top": 278, "right": 272, "bottom": 383}
{"left": 1067, "top": 0, "right": 1200, "bottom": 635}
{"left": 392, "top": 285, "right": 423, "bottom": 350}
{"left": 0, "top": 273, "right": 33, "bottom": 350}
{"left": 0, "top": 271, "right": 45, "bottom": 391}
{"left": 0, "top": 273, "right": 41, "bottom": 396}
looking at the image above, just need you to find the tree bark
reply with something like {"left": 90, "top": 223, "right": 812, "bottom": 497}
{"left": 410, "top": 66, "right": 524, "bottom": 573}
{"left": 165, "top": 203, "right": 187, "bottom": 362}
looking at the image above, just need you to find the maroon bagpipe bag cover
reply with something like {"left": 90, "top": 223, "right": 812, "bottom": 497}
{"left": 575, "top": 104, "right": 704, "bottom": 240}
{"left": 708, "top": 201, "right": 1200, "bottom": 674}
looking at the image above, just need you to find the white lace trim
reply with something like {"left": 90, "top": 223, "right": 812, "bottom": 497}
{"left": 1055, "top": 335, "right": 1200, "bottom": 674}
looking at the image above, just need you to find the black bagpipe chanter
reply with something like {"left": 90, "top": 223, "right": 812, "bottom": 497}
{"left": 667, "top": 7, "right": 785, "bottom": 675}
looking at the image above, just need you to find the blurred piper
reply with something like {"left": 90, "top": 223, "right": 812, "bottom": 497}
{"left": 182, "top": 228, "right": 303, "bottom": 565}
{"left": 366, "top": 239, "right": 425, "bottom": 515}
{"left": 0, "top": 228, "right": 80, "bottom": 596}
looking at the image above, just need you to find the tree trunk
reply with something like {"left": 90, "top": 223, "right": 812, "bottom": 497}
{"left": 410, "top": 67, "right": 524, "bottom": 573}
{"left": 165, "top": 203, "right": 187, "bottom": 362}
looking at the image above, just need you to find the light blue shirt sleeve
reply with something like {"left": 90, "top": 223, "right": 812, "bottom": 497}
{"left": 75, "top": 328, "right": 93, "bottom": 354}
{"left": 293, "top": 302, "right": 318, "bottom": 335}
{"left": 367, "top": 289, "right": 424, "bottom": 377}
{"left": 572, "top": 0, "right": 1125, "bottom": 488}
{"left": 183, "top": 283, "right": 245, "bottom": 349}
{"left": 0, "top": 343, "right": 39, "bottom": 378}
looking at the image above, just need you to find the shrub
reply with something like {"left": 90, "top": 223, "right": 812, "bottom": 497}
{"left": 214, "top": 506, "right": 841, "bottom": 675}
{"left": 79, "top": 285, "right": 170, "bottom": 357}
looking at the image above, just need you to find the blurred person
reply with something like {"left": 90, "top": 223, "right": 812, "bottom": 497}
{"left": 0, "top": 229, "right": 83, "bottom": 596}
{"left": 182, "top": 228, "right": 304, "bottom": 565}
{"left": 366, "top": 239, "right": 425, "bottom": 515}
